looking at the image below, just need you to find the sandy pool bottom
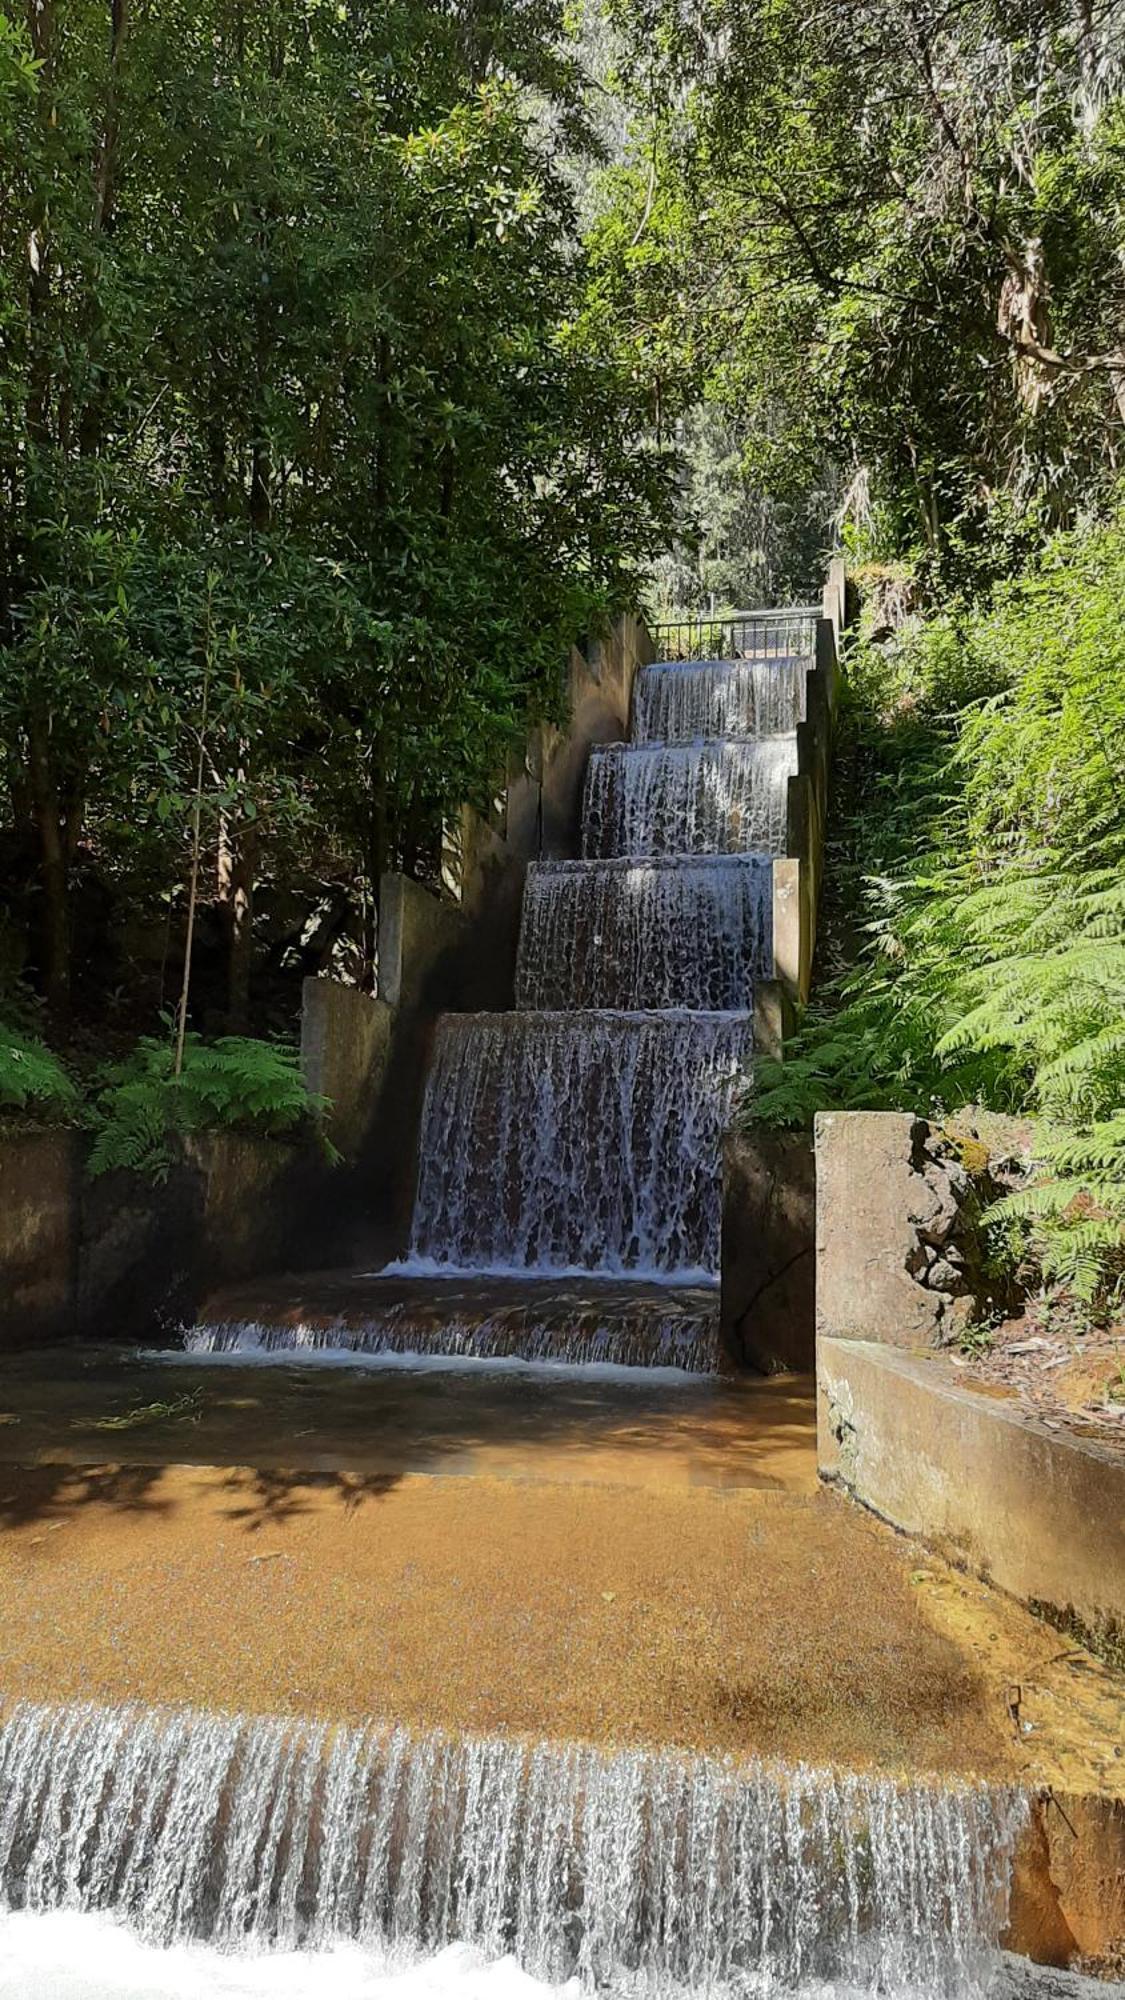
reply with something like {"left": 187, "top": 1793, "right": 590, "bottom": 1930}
{"left": 0, "top": 1459, "right": 1121, "bottom": 1793}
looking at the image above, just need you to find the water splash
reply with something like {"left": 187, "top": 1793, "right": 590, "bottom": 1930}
{"left": 409, "top": 1012, "right": 751, "bottom": 1278}
{"left": 581, "top": 738, "right": 797, "bottom": 859}
{"left": 632, "top": 659, "right": 808, "bottom": 745}
{"left": 0, "top": 1701, "right": 1028, "bottom": 1995}
{"left": 187, "top": 1296, "right": 721, "bottom": 1373}
{"left": 516, "top": 856, "right": 772, "bottom": 1012}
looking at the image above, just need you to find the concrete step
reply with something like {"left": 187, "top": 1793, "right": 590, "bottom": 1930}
{"left": 191, "top": 1269, "right": 726, "bottom": 1373}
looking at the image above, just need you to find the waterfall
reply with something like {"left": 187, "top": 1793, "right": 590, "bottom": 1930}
{"left": 408, "top": 1012, "right": 751, "bottom": 1279}
{"left": 188, "top": 1289, "right": 721, "bottom": 1372}
{"left": 391, "top": 647, "right": 803, "bottom": 1309}
{"left": 0, "top": 1701, "right": 1028, "bottom": 1995}
{"left": 186, "top": 648, "right": 809, "bottom": 1352}
{"left": 516, "top": 856, "right": 772, "bottom": 1012}
{"left": 581, "top": 738, "right": 797, "bottom": 859}
{"left": 632, "top": 659, "right": 808, "bottom": 745}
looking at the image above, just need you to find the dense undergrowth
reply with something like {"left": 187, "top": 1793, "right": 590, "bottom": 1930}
{"left": 0, "top": 1023, "right": 328, "bottom": 1180}
{"left": 748, "top": 510, "right": 1125, "bottom": 1314}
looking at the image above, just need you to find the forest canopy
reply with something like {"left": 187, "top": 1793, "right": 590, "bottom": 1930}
{"left": 0, "top": 0, "right": 673, "bottom": 1024}
{"left": 583, "top": 0, "right": 1125, "bottom": 1309}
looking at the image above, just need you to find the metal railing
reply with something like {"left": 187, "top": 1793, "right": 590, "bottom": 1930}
{"left": 650, "top": 606, "right": 820, "bottom": 663}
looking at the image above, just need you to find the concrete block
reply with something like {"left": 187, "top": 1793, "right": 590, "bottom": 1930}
{"left": 377, "top": 873, "right": 468, "bottom": 1014}
{"left": 772, "top": 857, "right": 802, "bottom": 1001}
{"left": 506, "top": 620, "right": 645, "bottom": 864}
{"left": 815, "top": 1110, "right": 947, "bottom": 1346}
{"left": 301, "top": 977, "right": 393, "bottom": 1163}
{"left": 751, "top": 980, "right": 792, "bottom": 1063}
{"left": 186, "top": 1131, "right": 305, "bottom": 1283}
{"left": 817, "top": 1334, "right": 1125, "bottom": 1641}
{"left": 0, "top": 1130, "right": 78, "bottom": 1347}
{"left": 722, "top": 1129, "right": 815, "bottom": 1373}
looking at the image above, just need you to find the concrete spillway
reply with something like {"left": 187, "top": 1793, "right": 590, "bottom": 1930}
{"left": 199, "top": 625, "right": 808, "bottom": 1361}
{"left": 0, "top": 1700, "right": 1028, "bottom": 1994}
{"left": 581, "top": 735, "right": 797, "bottom": 859}
{"left": 405, "top": 640, "right": 800, "bottom": 1294}
{"left": 515, "top": 854, "right": 772, "bottom": 1012}
{"left": 408, "top": 1010, "right": 752, "bottom": 1279}
{"left": 632, "top": 655, "right": 808, "bottom": 744}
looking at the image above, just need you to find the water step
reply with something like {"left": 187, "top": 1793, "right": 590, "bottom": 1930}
{"left": 632, "top": 654, "right": 809, "bottom": 743}
{"left": 516, "top": 853, "right": 772, "bottom": 1012}
{"left": 0, "top": 1698, "right": 1029, "bottom": 1990}
{"left": 410, "top": 1009, "right": 752, "bottom": 1279}
{"left": 190, "top": 1273, "right": 724, "bottom": 1373}
{"left": 582, "top": 735, "right": 797, "bottom": 858}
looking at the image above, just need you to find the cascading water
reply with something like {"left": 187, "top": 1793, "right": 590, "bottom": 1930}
{"left": 632, "top": 658, "right": 808, "bottom": 745}
{"left": 400, "top": 638, "right": 801, "bottom": 1289}
{"left": 581, "top": 738, "right": 796, "bottom": 861}
{"left": 191, "top": 1286, "right": 721, "bottom": 1372}
{"left": 515, "top": 855, "right": 773, "bottom": 1013}
{"left": 195, "top": 625, "right": 808, "bottom": 1359}
{"left": 408, "top": 1011, "right": 751, "bottom": 1278}
{"left": 0, "top": 1701, "right": 1030, "bottom": 1998}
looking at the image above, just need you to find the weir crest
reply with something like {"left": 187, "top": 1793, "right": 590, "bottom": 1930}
{"left": 0, "top": 1701, "right": 1029, "bottom": 1996}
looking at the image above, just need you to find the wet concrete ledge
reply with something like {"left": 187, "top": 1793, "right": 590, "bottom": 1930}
{"left": 817, "top": 1335, "right": 1125, "bottom": 1653}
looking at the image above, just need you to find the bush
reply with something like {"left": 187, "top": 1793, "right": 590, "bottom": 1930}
{"left": 749, "top": 508, "right": 1125, "bottom": 1311}
{"left": 86, "top": 1033, "right": 337, "bottom": 1180}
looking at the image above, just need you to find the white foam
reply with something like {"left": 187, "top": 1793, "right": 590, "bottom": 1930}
{"left": 144, "top": 1344, "right": 705, "bottom": 1387}
{"left": 0, "top": 1911, "right": 1006, "bottom": 2000}
{"left": 0, "top": 1913, "right": 578, "bottom": 2000}
{"left": 380, "top": 1258, "right": 720, "bottom": 1289}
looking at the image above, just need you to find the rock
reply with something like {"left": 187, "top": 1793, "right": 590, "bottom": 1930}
{"left": 925, "top": 1257, "right": 971, "bottom": 1296}
{"left": 815, "top": 1113, "right": 948, "bottom": 1347}
{"left": 934, "top": 1294, "right": 975, "bottom": 1348}
{"left": 905, "top": 1240, "right": 933, "bottom": 1279}
{"left": 988, "top": 1953, "right": 1123, "bottom": 2000}
{"left": 912, "top": 1165, "right": 965, "bottom": 1246}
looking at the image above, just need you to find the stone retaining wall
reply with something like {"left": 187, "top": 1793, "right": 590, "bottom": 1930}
{"left": 299, "top": 612, "right": 651, "bottom": 1258}
{"left": 816, "top": 1108, "right": 990, "bottom": 1348}
{"left": 721, "top": 1128, "right": 815, "bottom": 1373}
{"left": 773, "top": 556, "right": 845, "bottom": 1004}
{"left": 818, "top": 1334, "right": 1125, "bottom": 1644}
{"left": 0, "top": 1131, "right": 76, "bottom": 1347}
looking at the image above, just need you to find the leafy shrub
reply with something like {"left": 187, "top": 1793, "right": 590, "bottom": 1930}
{"left": 87, "top": 1034, "right": 336, "bottom": 1180}
{"left": 749, "top": 509, "right": 1125, "bottom": 1310}
{"left": 0, "top": 1024, "right": 78, "bottom": 1122}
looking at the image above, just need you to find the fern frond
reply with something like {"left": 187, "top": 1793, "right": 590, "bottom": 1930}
{"left": 0, "top": 1026, "right": 79, "bottom": 1120}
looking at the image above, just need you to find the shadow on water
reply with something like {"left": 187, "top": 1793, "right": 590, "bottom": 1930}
{"left": 0, "top": 1340, "right": 819, "bottom": 1531}
{"left": 218, "top": 1466, "right": 402, "bottom": 1531}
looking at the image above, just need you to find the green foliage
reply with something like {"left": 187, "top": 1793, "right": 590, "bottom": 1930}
{"left": 0, "top": 0, "right": 676, "bottom": 1020}
{"left": 594, "top": 0, "right": 1125, "bottom": 597}
{"left": 748, "top": 507, "right": 1125, "bottom": 1307}
{"left": 86, "top": 1034, "right": 335, "bottom": 1181}
{"left": 0, "top": 1024, "right": 78, "bottom": 1121}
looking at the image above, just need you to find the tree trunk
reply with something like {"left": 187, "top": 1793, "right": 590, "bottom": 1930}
{"left": 26, "top": 0, "right": 57, "bottom": 450}
{"left": 26, "top": 719, "right": 70, "bottom": 1017}
{"left": 78, "top": 0, "right": 131, "bottom": 458}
